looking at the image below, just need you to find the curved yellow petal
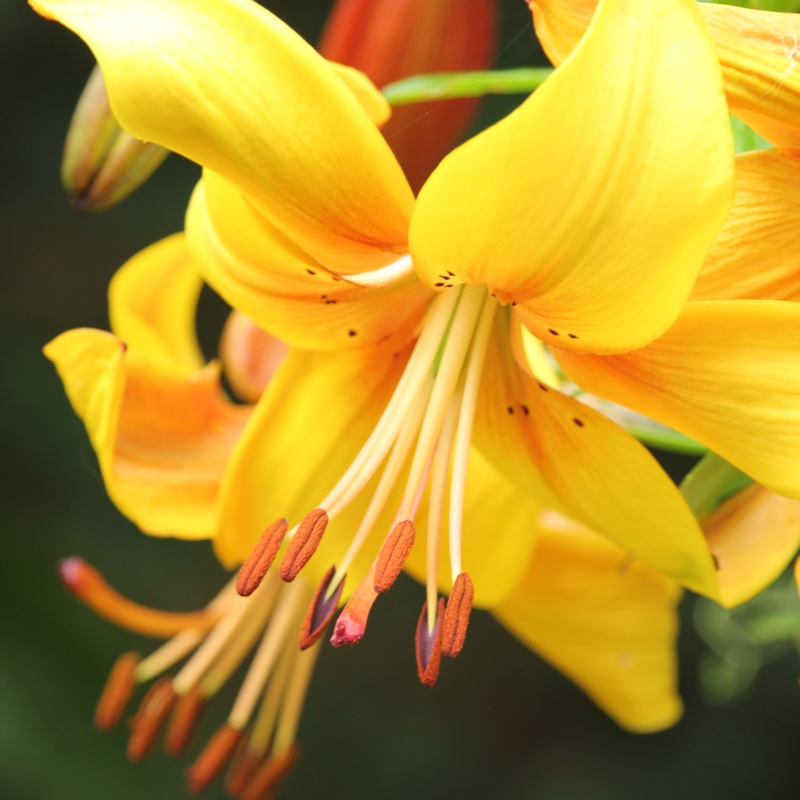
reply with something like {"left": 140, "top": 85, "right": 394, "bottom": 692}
{"left": 411, "top": 0, "right": 733, "bottom": 355}
{"left": 473, "top": 317, "right": 717, "bottom": 596}
{"left": 493, "top": 511, "right": 682, "bottom": 733}
{"left": 45, "top": 328, "right": 249, "bottom": 539}
{"left": 405, "top": 449, "right": 541, "bottom": 608}
{"left": 219, "top": 311, "right": 288, "bottom": 405}
{"left": 214, "top": 342, "right": 412, "bottom": 579}
{"left": 692, "top": 150, "right": 800, "bottom": 302}
{"left": 108, "top": 233, "right": 203, "bottom": 374}
{"left": 704, "top": 485, "right": 800, "bottom": 609}
{"left": 530, "top": 0, "right": 800, "bottom": 149}
{"left": 555, "top": 301, "right": 800, "bottom": 499}
{"left": 329, "top": 62, "right": 391, "bottom": 128}
{"left": 187, "top": 173, "right": 430, "bottom": 352}
{"left": 33, "top": 0, "right": 413, "bottom": 272}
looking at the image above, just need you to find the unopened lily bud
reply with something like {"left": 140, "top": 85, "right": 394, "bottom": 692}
{"left": 61, "top": 64, "right": 168, "bottom": 211}
{"left": 320, "top": 0, "right": 498, "bottom": 192}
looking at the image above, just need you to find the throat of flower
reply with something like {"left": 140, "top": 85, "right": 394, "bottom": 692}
{"left": 239, "top": 282, "right": 495, "bottom": 668}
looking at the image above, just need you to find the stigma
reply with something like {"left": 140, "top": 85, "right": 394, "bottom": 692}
{"left": 238, "top": 283, "right": 495, "bottom": 678}
{"left": 59, "top": 558, "right": 316, "bottom": 798}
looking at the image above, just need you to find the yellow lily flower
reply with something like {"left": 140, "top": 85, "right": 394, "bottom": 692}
{"left": 527, "top": 0, "right": 800, "bottom": 147}
{"left": 37, "top": 0, "right": 790, "bottom": 614}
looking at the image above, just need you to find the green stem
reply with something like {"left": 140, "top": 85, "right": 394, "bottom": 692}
{"left": 381, "top": 68, "right": 554, "bottom": 106}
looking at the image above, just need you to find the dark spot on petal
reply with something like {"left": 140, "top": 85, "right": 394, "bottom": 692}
{"left": 537, "top": 382, "right": 548, "bottom": 392}
{"left": 511, "top": 301, "right": 517, "bottom": 307}
{"left": 348, "top": 330, "right": 357, "bottom": 337}
{"left": 712, "top": 553, "right": 720, "bottom": 570}
{"left": 548, "top": 328, "right": 559, "bottom": 336}
{"left": 572, "top": 418, "right": 584, "bottom": 427}
{"left": 447, "top": 271, "right": 455, "bottom": 277}
{"left": 332, "top": 276, "right": 341, "bottom": 282}
{"left": 326, "top": 299, "right": 337, "bottom": 304}
{"left": 377, "top": 334, "right": 390, "bottom": 344}
{"left": 434, "top": 283, "right": 445, "bottom": 287}
{"left": 568, "top": 333, "right": 579, "bottom": 339}
{"left": 320, "top": 295, "right": 327, "bottom": 299}
{"left": 306, "top": 269, "right": 316, "bottom": 276}
{"left": 507, "top": 406, "right": 514, "bottom": 415}
{"left": 521, "top": 405, "right": 529, "bottom": 416}
{"left": 439, "top": 274, "right": 449, "bottom": 280}
{"left": 393, "top": 352, "right": 400, "bottom": 358}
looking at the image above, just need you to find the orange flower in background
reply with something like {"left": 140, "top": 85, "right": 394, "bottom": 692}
{"left": 320, "top": 0, "right": 497, "bottom": 191}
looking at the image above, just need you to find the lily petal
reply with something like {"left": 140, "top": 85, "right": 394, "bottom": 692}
{"left": 108, "top": 233, "right": 203, "bottom": 374}
{"left": 405, "top": 449, "right": 540, "bottom": 608}
{"left": 704, "top": 485, "right": 800, "bottom": 609}
{"left": 555, "top": 301, "right": 800, "bottom": 499}
{"left": 493, "top": 511, "right": 682, "bottom": 733}
{"left": 45, "top": 329, "right": 250, "bottom": 539}
{"left": 411, "top": 0, "right": 733, "bottom": 354}
{"left": 691, "top": 150, "right": 800, "bottom": 302}
{"left": 219, "top": 311, "right": 288, "bottom": 405}
{"left": 187, "top": 173, "right": 430, "bottom": 352}
{"left": 530, "top": 0, "right": 800, "bottom": 149}
{"left": 214, "top": 342, "right": 412, "bottom": 581}
{"left": 32, "top": 0, "right": 413, "bottom": 272}
{"left": 474, "top": 316, "right": 718, "bottom": 596}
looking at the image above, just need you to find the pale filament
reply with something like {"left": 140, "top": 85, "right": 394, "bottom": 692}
{"left": 328, "top": 373, "right": 434, "bottom": 595}
{"left": 449, "top": 294, "right": 497, "bottom": 581}
{"left": 228, "top": 579, "right": 310, "bottom": 730}
{"left": 342, "top": 253, "right": 414, "bottom": 288}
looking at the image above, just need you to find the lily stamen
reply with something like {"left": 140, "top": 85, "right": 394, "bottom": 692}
{"left": 342, "top": 253, "right": 414, "bottom": 288}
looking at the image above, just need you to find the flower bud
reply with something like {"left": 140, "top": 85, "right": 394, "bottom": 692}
{"left": 61, "top": 65, "right": 168, "bottom": 211}
{"left": 320, "top": 0, "right": 498, "bottom": 192}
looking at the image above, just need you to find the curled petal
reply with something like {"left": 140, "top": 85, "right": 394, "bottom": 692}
{"left": 219, "top": 312, "right": 288, "bottom": 404}
{"left": 474, "top": 316, "right": 717, "bottom": 597}
{"left": 704, "top": 485, "right": 800, "bottom": 609}
{"left": 555, "top": 301, "right": 800, "bottom": 500}
{"left": 493, "top": 512, "right": 682, "bottom": 733}
{"left": 187, "top": 173, "right": 429, "bottom": 352}
{"left": 530, "top": 0, "right": 800, "bottom": 149}
{"left": 45, "top": 329, "right": 249, "bottom": 538}
{"left": 411, "top": 0, "right": 733, "bottom": 354}
{"left": 33, "top": 0, "right": 413, "bottom": 272}
{"left": 108, "top": 233, "right": 203, "bottom": 374}
{"left": 692, "top": 150, "right": 800, "bottom": 302}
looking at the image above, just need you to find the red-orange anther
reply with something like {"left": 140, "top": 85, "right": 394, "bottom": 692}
{"left": 241, "top": 744, "right": 300, "bottom": 800}
{"left": 374, "top": 520, "right": 415, "bottom": 593}
{"left": 279, "top": 509, "right": 328, "bottom": 582}
{"left": 186, "top": 723, "right": 242, "bottom": 795}
{"left": 442, "top": 572, "right": 475, "bottom": 658}
{"left": 94, "top": 650, "right": 140, "bottom": 731}
{"left": 127, "top": 677, "right": 176, "bottom": 762}
{"left": 164, "top": 687, "right": 205, "bottom": 756}
{"left": 237, "top": 519, "right": 288, "bottom": 596}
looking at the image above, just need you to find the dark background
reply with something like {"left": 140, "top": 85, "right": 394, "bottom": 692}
{"left": 3, "top": 1, "right": 800, "bottom": 798}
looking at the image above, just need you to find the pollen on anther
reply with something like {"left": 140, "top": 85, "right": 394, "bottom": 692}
{"left": 237, "top": 519, "right": 288, "bottom": 596}
{"left": 279, "top": 509, "right": 328, "bottom": 582}
{"left": 572, "top": 418, "right": 585, "bottom": 427}
{"left": 442, "top": 573, "right": 474, "bottom": 658}
{"left": 374, "top": 520, "right": 415, "bottom": 593}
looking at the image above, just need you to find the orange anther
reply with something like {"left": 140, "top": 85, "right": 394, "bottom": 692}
{"left": 442, "top": 572, "right": 474, "bottom": 658}
{"left": 127, "top": 677, "right": 176, "bottom": 762}
{"left": 373, "top": 520, "right": 415, "bottom": 593}
{"left": 94, "top": 650, "right": 140, "bottom": 731}
{"left": 241, "top": 744, "right": 300, "bottom": 800}
{"left": 164, "top": 686, "right": 205, "bottom": 756}
{"left": 186, "top": 723, "right": 242, "bottom": 794}
{"left": 236, "top": 519, "right": 288, "bottom": 596}
{"left": 279, "top": 509, "right": 328, "bottom": 582}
